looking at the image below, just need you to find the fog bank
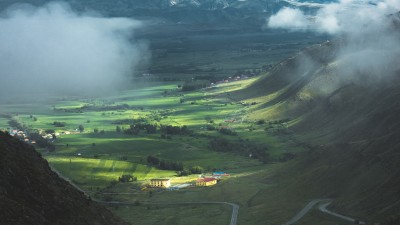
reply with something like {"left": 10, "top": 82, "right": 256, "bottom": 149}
{"left": 0, "top": 2, "right": 147, "bottom": 97}
{"left": 267, "top": 0, "right": 400, "bottom": 85}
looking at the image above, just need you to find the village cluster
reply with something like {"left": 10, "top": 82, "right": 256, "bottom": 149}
{"left": 7, "top": 128, "right": 80, "bottom": 145}
{"left": 148, "top": 171, "right": 230, "bottom": 191}
{"left": 8, "top": 129, "right": 37, "bottom": 144}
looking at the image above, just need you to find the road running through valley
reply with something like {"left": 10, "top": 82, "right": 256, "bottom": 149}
{"left": 52, "top": 166, "right": 240, "bottom": 225}
{"left": 99, "top": 200, "right": 240, "bottom": 225}
{"left": 283, "top": 199, "right": 366, "bottom": 225}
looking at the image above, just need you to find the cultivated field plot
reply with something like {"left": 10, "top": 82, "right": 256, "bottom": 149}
{"left": 0, "top": 80, "right": 303, "bottom": 192}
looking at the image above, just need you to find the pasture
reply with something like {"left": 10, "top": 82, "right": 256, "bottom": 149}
{"left": 0, "top": 80, "right": 270, "bottom": 189}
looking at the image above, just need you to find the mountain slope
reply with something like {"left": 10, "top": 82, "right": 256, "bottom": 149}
{"left": 233, "top": 14, "right": 400, "bottom": 224}
{"left": 0, "top": 131, "right": 129, "bottom": 225}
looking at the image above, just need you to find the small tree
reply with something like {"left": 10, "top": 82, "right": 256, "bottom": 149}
{"left": 78, "top": 125, "right": 84, "bottom": 132}
{"left": 116, "top": 125, "right": 121, "bottom": 133}
{"left": 118, "top": 174, "right": 137, "bottom": 182}
{"left": 190, "top": 166, "right": 204, "bottom": 174}
{"left": 93, "top": 128, "right": 99, "bottom": 133}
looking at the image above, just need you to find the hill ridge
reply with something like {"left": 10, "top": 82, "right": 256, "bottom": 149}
{"left": 0, "top": 131, "right": 129, "bottom": 225}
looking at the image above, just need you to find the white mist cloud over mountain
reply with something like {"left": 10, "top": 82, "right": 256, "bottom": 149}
{"left": 268, "top": 0, "right": 400, "bottom": 34}
{"left": 267, "top": 0, "right": 400, "bottom": 84}
{"left": 0, "top": 2, "right": 147, "bottom": 96}
{"left": 268, "top": 7, "right": 310, "bottom": 30}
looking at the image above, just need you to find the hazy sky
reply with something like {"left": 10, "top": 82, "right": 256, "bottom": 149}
{"left": 0, "top": 2, "right": 147, "bottom": 97}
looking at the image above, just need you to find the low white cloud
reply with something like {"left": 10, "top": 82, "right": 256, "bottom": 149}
{"left": 0, "top": 2, "right": 148, "bottom": 97}
{"left": 266, "top": 0, "right": 400, "bottom": 85}
{"left": 267, "top": 7, "right": 309, "bottom": 30}
{"left": 268, "top": 0, "right": 400, "bottom": 35}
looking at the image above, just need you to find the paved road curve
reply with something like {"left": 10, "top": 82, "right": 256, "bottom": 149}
{"left": 283, "top": 199, "right": 366, "bottom": 225}
{"left": 52, "top": 167, "right": 240, "bottom": 225}
{"left": 100, "top": 200, "right": 240, "bottom": 225}
{"left": 282, "top": 199, "right": 328, "bottom": 225}
{"left": 319, "top": 202, "right": 366, "bottom": 225}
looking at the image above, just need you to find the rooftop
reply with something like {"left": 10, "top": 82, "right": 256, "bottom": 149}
{"left": 197, "top": 177, "right": 217, "bottom": 182}
{"left": 150, "top": 178, "right": 170, "bottom": 181}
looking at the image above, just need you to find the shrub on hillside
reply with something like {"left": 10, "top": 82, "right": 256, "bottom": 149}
{"left": 219, "top": 127, "right": 237, "bottom": 136}
{"left": 118, "top": 174, "right": 137, "bottom": 183}
{"left": 53, "top": 121, "right": 66, "bottom": 127}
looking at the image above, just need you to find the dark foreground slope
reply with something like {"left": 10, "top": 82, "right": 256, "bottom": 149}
{"left": 234, "top": 21, "right": 400, "bottom": 225}
{"left": 0, "top": 131, "right": 129, "bottom": 225}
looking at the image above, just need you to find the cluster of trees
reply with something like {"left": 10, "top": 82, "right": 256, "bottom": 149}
{"left": 147, "top": 156, "right": 204, "bottom": 176}
{"left": 53, "top": 121, "right": 66, "bottom": 127}
{"left": 118, "top": 174, "right": 137, "bottom": 183}
{"left": 219, "top": 127, "right": 237, "bottom": 136}
{"left": 206, "top": 125, "right": 216, "bottom": 130}
{"left": 30, "top": 115, "right": 38, "bottom": 121}
{"left": 147, "top": 155, "right": 184, "bottom": 171}
{"left": 181, "top": 81, "right": 209, "bottom": 92}
{"left": 176, "top": 166, "right": 204, "bottom": 176}
{"left": 119, "top": 123, "right": 192, "bottom": 137}
{"left": 78, "top": 125, "right": 84, "bottom": 132}
{"left": 124, "top": 125, "right": 140, "bottom": 135}
{"left": 8, "top": 119, "right": 26, "bottom": 130}
{"left": 160, "top": 125, "right": 191, "bottom": 135}
{"left": 124, "top": 123, "right": 158, "bottom": 135}
{"left": 268, "top": 119, "right": 290, "bottom": 125}
{"left": 80, "top": 103, "right": 130, "bottom": 111}
{"left": 93, "top": 128, "right": 105, "bottom": 134}
{"left": 116, "top": 125, "right": 121, "bottom": 133}
{"left": 135, "top": 124, "right": 157, "bottom": 134}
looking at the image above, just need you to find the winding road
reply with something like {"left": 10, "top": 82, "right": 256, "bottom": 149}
{"left": 283, "top": 199, "right": 328, "bottom": 225}
{"left": 51, "top": 167, "right": 240, "bottom": 225}
{"left": 318, "top": 202, "right": 366, "bottom": 225}
{"left": 283, "top": 199, "right": 366, "bottom": 225}
{"left": 99, "top": 200, "right": 240, "bottom": 225}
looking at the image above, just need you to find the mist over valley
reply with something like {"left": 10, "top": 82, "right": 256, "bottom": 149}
{"left": 1, "top": 1, "right": 400, "bottom": 225}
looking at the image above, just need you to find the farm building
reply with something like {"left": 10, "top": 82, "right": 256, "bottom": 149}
{"left": 212, "top": 172, "right": 230, "bottom": 179}
{"left": 196, "top": 177, "right": 217, "bottom": 186}
{"left": 212, "top": 172, "right": 229, "bottom": 176}
{"left": 150, "top": 179, "right": 171, "bottom": 188}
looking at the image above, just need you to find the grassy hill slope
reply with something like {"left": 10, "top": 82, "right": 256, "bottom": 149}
{"left": 232, "top": 27, "right": 400, "bottom": 224}
{"left": 0, "top": 131, "right": 129, "bottom": 225}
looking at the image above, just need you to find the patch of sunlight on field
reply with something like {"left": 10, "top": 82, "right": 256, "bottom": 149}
{"left": 46, "top": 156, "right": 175, "bottom": 189}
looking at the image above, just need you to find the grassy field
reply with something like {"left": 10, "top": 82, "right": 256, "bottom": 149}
{"left": 111, "top": 203, "right": 232, "bottom": 225}
{"left": 0, "top": 79, "right": 323, "bottom": 225}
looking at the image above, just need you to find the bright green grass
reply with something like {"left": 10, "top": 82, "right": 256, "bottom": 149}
{"left": 46, "top": 156, "right": 175, "bottom": 189}
{"left": 0, "top": 80, "right": 303, "bottom": 197}
{"left": 52, "top": 133, "right": 261, "bottom": 170}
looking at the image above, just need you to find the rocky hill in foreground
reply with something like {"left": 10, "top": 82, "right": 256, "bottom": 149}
{"left": 0, "top": 131, "right": 129, "bottom": 225}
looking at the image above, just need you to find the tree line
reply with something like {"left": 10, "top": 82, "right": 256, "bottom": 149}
{"left": 147, "top": 155, "right": 184, "bottom": 171}
{"left": 147, "top": 155, "right": 204, "bottom": 176}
